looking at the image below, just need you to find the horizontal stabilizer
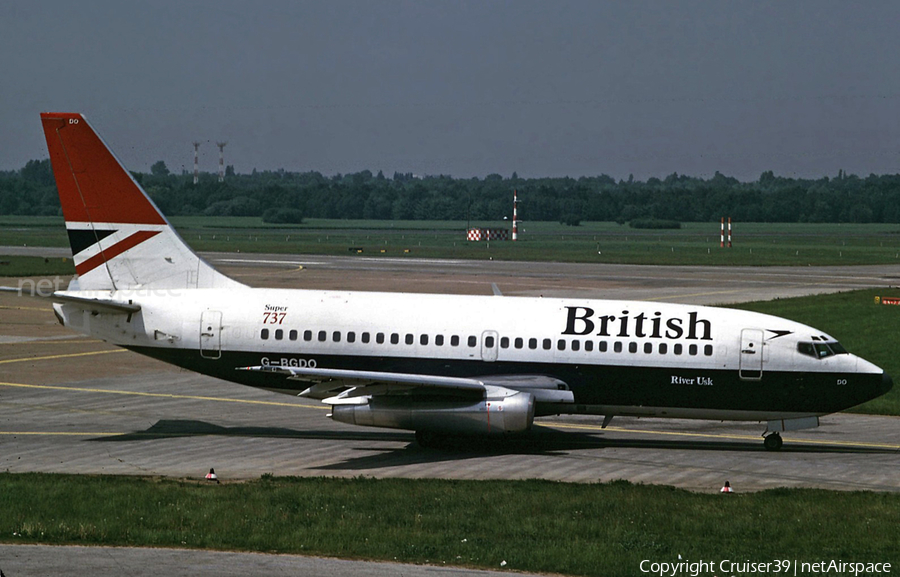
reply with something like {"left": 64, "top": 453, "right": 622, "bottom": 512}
{"left": 0, "top": 286, "right": 140, "bottom": 315}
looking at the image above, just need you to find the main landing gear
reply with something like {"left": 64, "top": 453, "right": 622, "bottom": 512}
{"left": 763, "top": 432, "right": 783, "bottom": 451}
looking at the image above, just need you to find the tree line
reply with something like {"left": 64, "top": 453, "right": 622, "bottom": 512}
{"left": 3, "top": 159, "right": 900, "bottom": 224}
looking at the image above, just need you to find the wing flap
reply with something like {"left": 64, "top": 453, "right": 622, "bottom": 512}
{"left": 238, "top": 366, "right": 486, "bottom": 400}
{"left": 237, "top": 366, "right": 575, "bottom": 405}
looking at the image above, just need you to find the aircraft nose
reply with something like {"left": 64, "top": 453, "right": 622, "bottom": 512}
{"left": 881, "top": 373, "right": 893, "bottom": 395}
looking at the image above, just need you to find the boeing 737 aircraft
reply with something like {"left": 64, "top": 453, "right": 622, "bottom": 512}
{"left": 7, "top": 112, "right": 892, "bottom": 450}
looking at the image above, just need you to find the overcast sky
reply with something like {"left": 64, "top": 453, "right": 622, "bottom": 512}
{"left": 2, "top": 0, "right": 899, "bottom": 181}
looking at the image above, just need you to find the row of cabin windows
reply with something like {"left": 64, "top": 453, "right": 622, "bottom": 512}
{"left": 259, "top": 329, "right": 713, "bottom": 357}
{"left": 260, "top": 328, "right": 477, "bottom": 348}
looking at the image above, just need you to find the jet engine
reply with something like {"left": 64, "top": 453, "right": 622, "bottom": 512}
{"left": 330, "top": 388, "right": 535, "bottom": 435}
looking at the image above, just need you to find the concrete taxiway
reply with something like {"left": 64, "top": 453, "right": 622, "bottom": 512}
{"left": 1, "top": 256, "right": 898, "bottom": 492}
{"left": 0, "top": 544, "right": 532, "bottom": 577}
{"left": 8, "top": 246, "right": 900, "bottom": 303}
{"left": 2, "top": 256, "right": 900, "bottom": 576}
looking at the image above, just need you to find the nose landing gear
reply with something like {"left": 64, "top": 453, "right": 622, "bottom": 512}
{"left": 763, "top": 432, "right": 783, "bottom": 451}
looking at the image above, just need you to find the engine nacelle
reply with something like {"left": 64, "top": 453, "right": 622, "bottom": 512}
{"left": 330, "top": 389, "right": 535, "bottom": 435}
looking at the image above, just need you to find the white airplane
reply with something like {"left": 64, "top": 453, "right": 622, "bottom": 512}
{"left": 7, "top": 112, "right": 892, "bottom": 451}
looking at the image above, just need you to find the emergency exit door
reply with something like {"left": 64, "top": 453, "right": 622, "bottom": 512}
{"left": 739, "top": 329, "right": 763, "bottom": 380}
{"left": 200, "top": 310, "right": 222, "bottom": 359}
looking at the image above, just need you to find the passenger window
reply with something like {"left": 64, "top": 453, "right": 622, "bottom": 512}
{"left": 614, "top": 342, "right": 622, "bottom": 353}
{"left": 451, "top": 335, "right": 460, "bottom": 347}
{"left": 542, "top": 338, "right": 551, "bottom": 350}
{"left": 584, "top": 341, "right": 593, "bottom": 352}
{"left": 435, "top": 335, "right": 444, "bottom": 346}
{"left": 557, "top": 339, "right": 566, "bottom": 351}
{"left": 391, "top": 333, "right": 400, "bottom": 345}
{"left": 318, "top": 330, "right": 326, "bottom": 342}
{"left": 332, "top": 331, "right": 341, "bottom": 342}
{"left": 289, "top": 329, "right": 298, "bottom": 341}
{"left": 599, "top": 341, "right": 607, "bottom": 352}
{"left": 275, "top": 329, "right": 283, "bottom": 340}
{"left": 704, "top": 344, "right": 713, "bottom": 356}
{"left": 484, "top": 336, "right": 494, "bottom": 348}
{"left": 376, "top": 332, "right": 385, "bottom": 344}
{"left": 674, "top": 344, "right": 683, "bottom": 355}
{"left": 500, "top": 337, "right": 509, "bottom": 349}
{"left": 420, "top": 334, "right": 428, "bottom": 346}
{"left": 628, "top": 342, "right": 637, "bottom": 353}
{"left": 528, "top": 338, "right": 537, "bottom": 350}
{"left": 361, "top": 332, "right": 370, "bottom": 343}
{"left": 689, "top": 344, "right": 698, "bottom": 356}
{"left": 303, "top": 330, "right": 312, "bottom": 342}
{"left": 347, "top": 331, "right": 356, "bottom": 343}
{"left": 571, "top": 340, "right": 580, "bottom": 351}
{"left": 515, "top": 337, "right": 523, "bottom": 349}
{"left": 468, "top": 336, "right": 477, "bottom": 347}
{"left": 405, "top": 333, "right": 414, "bottom": 345}
{"left": 644, "top": 343, "right": 652, "bottom": 354}
{"left": 261, "top": 328, "right": 269, "bottom": 340}
{"left": 659, "top": 343, "right": 668, "bottom": 354}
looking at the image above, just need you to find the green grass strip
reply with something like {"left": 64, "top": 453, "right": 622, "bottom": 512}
{"left": 1, "top": 474, "right": 898, "bottom": 576}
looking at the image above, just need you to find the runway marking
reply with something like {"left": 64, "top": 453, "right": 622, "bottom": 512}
{"left": 0, "top": 431, "right": 118, "bottom": 437}
{"left": 0, "top": 336, "right": 100, "bottom": 345}
{"left": 543, "top": 421, "right": 900, "bottom": 450}
{"left": 0, "top": 381, "right": 327, "bottom": 410}
{"left": 0, "top": 305, "right": 54, "bottom": 312}
{"left": 646, "top": 289, "right": 748, "bottom": 301}
{"left": 0, "top": 349, "right": 126, "bottom": 365}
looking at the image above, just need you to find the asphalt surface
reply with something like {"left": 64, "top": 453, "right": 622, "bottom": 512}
{"left": 0, "top": 544, "right": 527, "bottom": 577}
{"left": 2, "top": 252, "right": 900, "bottom": 576}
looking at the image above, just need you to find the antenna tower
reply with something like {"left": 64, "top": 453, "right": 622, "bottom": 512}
{"left": 192, "top": 142, "right": 201, "bottom": 185}
{"left": 216, "top": 142, "right": 227, "bottom": 182}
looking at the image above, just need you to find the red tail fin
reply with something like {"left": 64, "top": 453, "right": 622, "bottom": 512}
{"left": 40, "top": 113, "right": 243, "bottom": 291}
{"left": 41, "top": 113, "right": 166, "bottom": 226}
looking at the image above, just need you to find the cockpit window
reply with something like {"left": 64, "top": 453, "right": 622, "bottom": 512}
{"left": 829, "top": 341, "right": 848, "bottom": 355}
{"left": 798, "top": 340, "right": 848, "bottom": 359}
{"left": 813, "top": 343, "right": 834, "bottom": 358}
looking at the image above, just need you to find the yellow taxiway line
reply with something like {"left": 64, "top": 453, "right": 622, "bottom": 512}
{"left": 0, "top": 349, "right": 126, "bottom": 364}
{"left": 1, "top": 379, "right": 896, "bottom": 449}
{"left": 0, "top": 380, "right": 327, "bottom": 411}
{"left": 542, "top": 421, "right": 900, "bottom": 451}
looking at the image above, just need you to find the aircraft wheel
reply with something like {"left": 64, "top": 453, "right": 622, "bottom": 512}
{"left": 763, "top": 432, "right": 783, "bottom": 451}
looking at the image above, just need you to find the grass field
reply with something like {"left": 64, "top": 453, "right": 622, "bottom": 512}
{"left": 0, "top": 255, "right": 74, "bottom": 277}
{"left": 5, "top": 216, "right": 900, "bottom": 266}
{"left": 1, "top": 474, "right": 897, "bottom": 576}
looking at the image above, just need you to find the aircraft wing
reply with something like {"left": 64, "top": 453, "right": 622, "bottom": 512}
{"left": 0, "top": 287, "right": 141, "bottom": 315}
{"left": 238, "top": 365, "right": 574, "bottom": 405}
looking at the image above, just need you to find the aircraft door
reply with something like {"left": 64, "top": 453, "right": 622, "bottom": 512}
{"left": 200, "top": 310, "right": 222, "bottom": 359}
{"left": 481, "top": 330, "right": 499, "bottom": 362}
{"left": 739, "top": 328, "right": 764, "bottom": 380}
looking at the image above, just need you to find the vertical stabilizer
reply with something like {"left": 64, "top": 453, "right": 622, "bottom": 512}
{"left": 40, "top": 113, "right": 244, "bottom": 291}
